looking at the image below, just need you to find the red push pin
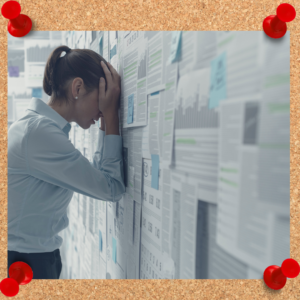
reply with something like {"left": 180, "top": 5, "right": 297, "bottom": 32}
{"left": 263, "top": 3, "right": 296, "bottom": 39}
{"left": 264, "top": 258, "right": 300, "bottom": 290}
{"left": 1, "top": 0, "right": 32, "bottom": 37}
{"left": 0, "top": 262, "right": 33, "bottom": 297}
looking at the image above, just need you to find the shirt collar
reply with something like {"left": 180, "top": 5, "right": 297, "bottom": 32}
{"left": 27, "top": 98, "right": 71, "bottom": 135}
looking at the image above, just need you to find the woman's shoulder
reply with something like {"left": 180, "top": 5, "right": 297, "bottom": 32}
{"left": 8, "top": 115, "right": 60, "bottom": 158}
{"left": 29, "top": 115, "right": 60, "bottom": 130}
{"left": 9, "top": 114, "right": 63, "bottom": 143}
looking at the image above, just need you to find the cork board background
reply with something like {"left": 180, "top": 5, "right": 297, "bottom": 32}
{"left": 0, "top": 0, "right": 299, "bottom": 299}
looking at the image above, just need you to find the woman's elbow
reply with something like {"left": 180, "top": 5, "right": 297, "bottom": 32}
{"left": 106, "top": 177, "right": 125, "bottom": 202}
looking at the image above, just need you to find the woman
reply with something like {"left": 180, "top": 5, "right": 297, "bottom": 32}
{"left": 7, "top": 45, "right": 125, "bottom": 279}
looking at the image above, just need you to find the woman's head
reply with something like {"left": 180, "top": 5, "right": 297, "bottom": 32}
{"left": 43, "top": 45, "right": 108, "bottom": 129}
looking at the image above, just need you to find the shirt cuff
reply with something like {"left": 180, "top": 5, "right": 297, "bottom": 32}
{"left": 102, "top": 135, "right": 123, "bottom": 159}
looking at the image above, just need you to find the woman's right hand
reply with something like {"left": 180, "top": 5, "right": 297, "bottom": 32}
{"left": 98, "top": 61, "right": 121, "bottom": 117}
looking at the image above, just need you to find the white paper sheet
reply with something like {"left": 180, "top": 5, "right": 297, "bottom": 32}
{"left": 106, "top": 198, "right": 126, "bottom": 279}
{"left": 216, "top": 95, "right": 289, "bottom": 273}
{"left": 178, "top": 31, "right": 217, "bottom": 77}
{"left": 122, "top": 35, "right": 148, "bottom": 128}
{"left": 124, "top": 194, "right": 142, "bottom": 278}
{"left": 174, "top": 68, "right": 218, "bottom": 204}
{"left": 146, "top": 32, "right": 166, "bottom": 95}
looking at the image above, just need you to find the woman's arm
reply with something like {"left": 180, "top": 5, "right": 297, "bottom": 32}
{"left": 27, "top": 117, "right": 125, "bottom": 202}
{"left": 98, "top": 61, "right": 120, "bottom": 136}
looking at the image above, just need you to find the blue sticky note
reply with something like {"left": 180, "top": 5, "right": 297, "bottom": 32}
{"left": 151, "top": 154, "right": 159, "bottom": 190}
{"left": 209, "top": 52, "right": 227, "bottom": 109}
{"left": 99, "top": 230, "right": 102, "bottom": 252}
{"left": 32, "top": 88, "right": 42, "bottom": 98}
{"left": 110, "top": 44, "right": 117, "bottom": 60}
{"left": 127, "top": 93, "right": 134, "bottom": 124}
{"left": 112, "top": 237, "right": 117, "bottom": 263}
{"left": 168, "top": 31, "right": 182, "bottom": 64}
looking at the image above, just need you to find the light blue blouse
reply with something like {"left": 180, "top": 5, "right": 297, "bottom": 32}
{"left": 8, "top": 98, "right": 125, "bottom": 253}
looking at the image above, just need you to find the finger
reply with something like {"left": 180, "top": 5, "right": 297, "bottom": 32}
{"left": 106, "top": 62, "right": 115, "bottom": 73}
{"left": 99, "top": 77, "right": 106, "bottom": 100}
{"left": 107, "top": 62, "right": 119, "bottom": 80}
{"left": 101, "top": 61, "right": 113, "bottom": 89}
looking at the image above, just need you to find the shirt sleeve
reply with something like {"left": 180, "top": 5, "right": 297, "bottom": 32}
{"left": 27, "top": 117, "right": 125, "bottom": 202}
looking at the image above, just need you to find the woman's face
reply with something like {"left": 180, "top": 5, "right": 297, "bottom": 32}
{"left": 71, "top": 77, "right": 102, "bottom": 129}
{"left": 74, "top": 88, "right": 102, "bottom": 129}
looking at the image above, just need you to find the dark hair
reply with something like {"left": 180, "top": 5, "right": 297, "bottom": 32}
{"left": 43, "top": 45, "right": 108, "bottom": 106}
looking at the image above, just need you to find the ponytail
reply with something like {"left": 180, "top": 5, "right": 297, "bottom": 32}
{"left": 43, "top": 45, "right": 71, "bottom": 98}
